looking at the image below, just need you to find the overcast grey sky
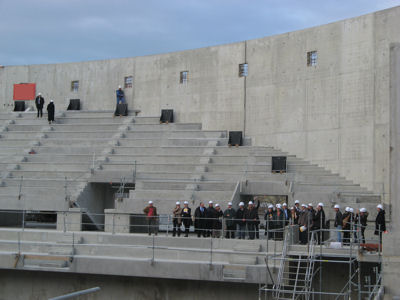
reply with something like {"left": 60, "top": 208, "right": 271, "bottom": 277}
{"left": 0, "top": 0, "right": 399, "bottom": 66}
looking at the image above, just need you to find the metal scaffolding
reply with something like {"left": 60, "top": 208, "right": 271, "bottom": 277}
{"left": 259, "top": 225, "right": 383, "bottom": 300}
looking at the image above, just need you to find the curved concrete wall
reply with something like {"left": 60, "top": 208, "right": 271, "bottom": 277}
{"left": 1, "top": 6, "right": 399, "bottom": 202}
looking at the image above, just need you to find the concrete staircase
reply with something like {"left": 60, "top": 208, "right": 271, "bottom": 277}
{"left": 0, "top": 110, "right": 382, "bottom": 227}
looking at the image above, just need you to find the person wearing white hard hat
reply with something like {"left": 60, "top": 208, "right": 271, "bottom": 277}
{"left": 375, "top": 204, "right": 386, "bottom": 244}
{"left": 47, "top": 99, "right": 55, "bottom": 124}
{"left": 245, "top": 201, "right": 259, "bottom": 240}
{"left": 265, "top": 205, "right": 275, "bottom": 240}
{"left": 313, "top": 203, "right": 326, "bottom": 245}
{"left": 342, "top": 206, "right": 352, "bottom": 245}
{"left": 35, "top": 92, "right": 45, "bottom": 118}
{"left": 294, "top": 200, "right": 301, "bottom": 213}
{"left": 172, "top": 202, "right": 182, "bottom": 237}
{"left": 282, "top": 203, "right": 289, "bottom": 225}
{"left": 194, "top": 202, "right": 207, "bottom": 237}
{"left": 224, "top": 202, "right": 236, "bottom": 239}
{"left": 289, "top": 206, "right": 298, "bottom": 225}
{"left": 143, "top": 201, "right": 158, "bottom": 236}
{"left": 213, "top": 204, "right": 223, "bottom": 238}
{"left": 333, "top": 204, "right": 343, "bottom": 243}
{"left": 298, "top": 204, "right": 309, "bottom": 244}
{"left": 205, "top": 201, "right": 216, "bottom": 237}
{"left": 358, "top": 208, "right": 369, "bottom": 244}
{"left": 274, "top": 203, "right": 285, "bottom": 240}
{"left": 181, "top": 201, "right": 192, "bottom": 237}
{"left": 236, "top": 202, "right": 247, "bottom": 239}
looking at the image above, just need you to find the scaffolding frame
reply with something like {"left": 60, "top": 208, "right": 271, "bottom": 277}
{"left": 259, "top": 223, "right": 383, "bottom": 300}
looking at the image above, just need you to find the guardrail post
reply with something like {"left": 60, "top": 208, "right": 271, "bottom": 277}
{"left": 112, "top": 213, "right": 115, "bottom": 235}
{"left": 63, "top": 212, "right": 66, "bottom": 233}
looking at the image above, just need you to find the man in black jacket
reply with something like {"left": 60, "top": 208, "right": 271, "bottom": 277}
{"left": 245, "top": 201, "right": 259, "bottom": 240}
{"left": 194, "top": 202, "right": 207, "bottom": 237}
{"left": 375, "top": 204, "right": 386, "bottom": 244}
{"left": 359, "top": 208, "right": 368, "bottom": 244}
{"left": 313, "top": 203, "right": 326, "bottom": 244}
{"left": 333, "top": 204, "right": 343, "bottom": 243}
{"left": 205, "top": 201, "right": 217, "bottom": 237}
{"left": 236, "top": 202, "right": 247, "bottom": 239}
{"left": 35, "top": 92, "right": 45, "bottom": 118}
{"left": 223, "top": 202, "right": 236, "bottom": 239}
{"left": 181, "top": 201, "right": 192, "bottom": 237}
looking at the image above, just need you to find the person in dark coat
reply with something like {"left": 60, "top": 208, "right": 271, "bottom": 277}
{"left": 194, "top": 202, "right": 207, "bottom": 237}
{"left": 294, "top": 200, "right": 301, "bottom": 214}
{"left": 274, "top": 204, "right": 285, "bottom": 240}
{"left": 359, "top": 208, "right": 369, "bottom": 244}
{"left": 236, "top": 202, "right": 247, "bottom": 239}
{"left": 223, "top": 202, "right": 236, "bottom": 239}
{"left": 143, "top": 201, "right": 158, "bottom": 235}
{"left": 47, "top": 100, "right": 55, "bottom": 124}
{"left": 245, "top": 201, "right": 259, "bottom": 240}
{"left": 333, "top": 204, "right": 343, "bottom": 242}
{"left": 342, "top": 207, "right": 351, "bottom": 245}
{"left": 35, "top": 92, "right": 45, "bottom": 118}
{"left": 289, "top": 207, "right": 298, "bottom": 225}
{"left": 181, "top": 201, "right": 192, "bottom": 237}
{"left": 265, "top": 205, "right": 275, "bottom": 239}
{"left": 313, "top": 203, "right": 326, "bottom": 244}
{"left": 375, "top": 204, "right": 386, "bottom": 244}
{"left": 282, "top": 203, "right": 290, "bottom": 225}
{"left": 205, "top": 201, "right": 217, "bottom": 237}
{"left": 172, "top": 201, "right": 182, "bottom": 237}
{"left": 213, "top": 204, "right": 223, "bottom": 238}
{"left": 116, "top": 85, "right": 125, "bottom": 104}
{"left": 298, "top": 204, "right": 308, "bottom": 244}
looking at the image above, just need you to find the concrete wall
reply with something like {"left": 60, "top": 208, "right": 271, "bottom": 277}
{"left": 0, "top": 269, "right": 259, "bottom": 300}
{"left": 1, "top": 7, "right": 400, "bottom": 201}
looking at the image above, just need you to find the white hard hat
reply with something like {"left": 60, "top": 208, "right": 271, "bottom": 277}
{"left": 38, "top": 92, "right": 41, "bottom": 95}
{"left": 118, "top": 85, "right": 122, "bottom": 88}
{"left": 350, "top": 208, "right": 354, "bottom": 213}
{"left": 294, "top": 200, "right": 300, "bottom": 204}
{"left": 301, "top": 204, "right": 307, "bottom": 208}
{"left": 345, "top": 207, "right": 350, "bottom": 212}
{"left": 377, "top": 204, "right": 383, "bottom": 209}
{"left": 183, "top": 201, "right": 188, "bottom": 204}
{"left": 334, "top": 204, "right": 340, "bottom": 209}
{"left": 268, "top": 204, "right": 274, "bottom": 209}
{"left": 215, "top": 204, "right": 220, "bottom": 207}
{"left": 176, "top": 201, "right": 180, "bottom": 205}
{"left": 228, "top": 202, "right": 232, "bottom": 206}
{"left": 50, "top": 100, "right": 54, "bottom": 102}
{"left": 248, "top": 201, "right": 254, "bottom": 205}
{"left": 360, "top": 208, "right": 367, "bottom": 212}
{"left": 308, "top": 203, "right": 313, "bottom": 207}
{"left": 276, "top": 204, "right": 282, "bottom": 209}
{"left": 282, "top": 203, "right": 287, "bottom": 207}
{"left": 318, "top": 202, "right": 324, "bottom": 207}
{"left": 239, "top": 202, "right": 244, "bottom": 206}
{"left": 290, "top": 206, "right": 294, "bottom": 210}
{"left": 208, "top": 201, "right": 213, "bottom": 204}
{"left": 149, "top": 201, "right": 153, "bottom": 204}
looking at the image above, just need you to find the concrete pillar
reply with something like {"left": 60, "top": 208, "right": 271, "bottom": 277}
{"left": 104, "top": 209, "right": 130, "bottom": 233}
{"left": 56, "top": 208, "right": 84, "bottom": 232}
{"left": 383, "top": 43, "right": 400, "bottom": 299}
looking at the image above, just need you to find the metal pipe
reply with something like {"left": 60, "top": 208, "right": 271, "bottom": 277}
{"left": 48, "top": 287, "right": 100, "bottom": 300}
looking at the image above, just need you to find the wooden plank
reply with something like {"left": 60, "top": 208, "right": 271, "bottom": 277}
{"left": 23, "top": 254, "right": 70, "bottom": 261}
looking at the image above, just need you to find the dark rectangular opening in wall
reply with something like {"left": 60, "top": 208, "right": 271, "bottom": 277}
{"left": 272, "top": 156, "right": 287, "bottom": 173}
{"left": 239, "top": 63, "right": 248, "bottom": 77}
{"left": 307, "top": 51, "right": 317, "bottom": 66}
{"left": 180, "top": 71, "right": 188, "bottom": 84}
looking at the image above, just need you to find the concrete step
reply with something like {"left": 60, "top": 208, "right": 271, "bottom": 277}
{"left": 112, "top": 146, "right": 214, "bottom": 156}
{"left": 293, "top": 184, "right": 369, "bottom": 194}
{"left": 107, "top": 155, "right": 204, "bottom": 164}
{"left": 56, "top": 117, "right": 135, "bottom": 125}
{"left": 24, "top": 154, "right": 97, "bottom": 164}
{"left": 8, "top": 170, "right": 89, "bottom": 179}
{"left": 0, "top": 139, "right": 34, "bottom": 147}
{"left": 44, "top": 131, "right": 118, "bottom": 139}
{"left": 101, "top": 163, "right": 198, "bottom": 173}
{"left": 128, "top": 123, "right": 202, "bottom": 131}
{"left": 5, "top": 124, "right": 50, "bottom": 132}
{"left": 3, "top": 178, "right": 84, "bottom": 188}
{"left": 124, "top": 130, "right": 226, "bottom": 139}
{"left": 32, "top": 146, "right": 106, "bottom": 155}
{"left": 16, "top": 162, "right": 92, "bottom": 172}
{"left": 136, "top": 180, "right": 236, "bottom": 191}
{"left": 0, "top": 194, "right": 69, "bottom": 210}
{"left": 39, "top": 138, "right": 114, "bottom": 147}
{"left": 118, "top": 138, "right": 226, "bottom": 147}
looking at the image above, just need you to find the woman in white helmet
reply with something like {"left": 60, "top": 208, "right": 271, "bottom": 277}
{"left": 172, "top": 201, "right": 182, "bottom": 237}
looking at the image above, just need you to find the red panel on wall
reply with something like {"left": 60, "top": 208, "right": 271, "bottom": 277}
{"left": 13, "top": 83, "right": 36, "bottom": 100}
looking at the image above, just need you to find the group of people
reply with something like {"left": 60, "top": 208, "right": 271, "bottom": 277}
{"left": 333, "top": 203, "right": 386, "bottom": 245}
{"left": 143, "top": 200, "right": 387, "bottom": 246}
{"left": 34, "top": 93, "right": 55, "bottom": 124}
